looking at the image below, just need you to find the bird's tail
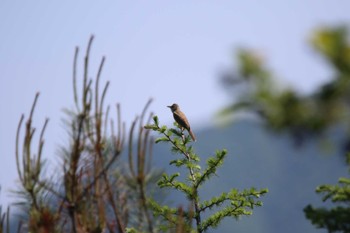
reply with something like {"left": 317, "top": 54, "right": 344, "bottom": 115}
{"left": 188, "top": 129, "right": 196, "bottom": 142}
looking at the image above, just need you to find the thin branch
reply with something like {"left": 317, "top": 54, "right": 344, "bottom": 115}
{"left": 199, "top": 198, "right": 230, "bottom": 213}
{"left": 73, "top": 47, "right": 80, "bottom": 111}
{"left": 100, "top": 81, "right": 110, "bottom": 117}
{"left": 114, "top": 103, "right": 123, "bottom": 152}
{"left": 95, "top": 56, "right": 106, "bottom": 114}
{"left": 194, "top": 153, "right": 225, "bottom": 189}
{"left": 37, "top": 180, "right": 66, "bottom": 201}
{"left": 75, "top": 151, "right": 119, "bottom": 201}
{"left": 83, "top": 35, "right": 94, "bottom": 106}
{"left": 104, "top": 105, "right": 110, "bottom": 138}
{"left": 146, "top": 138, "right": 154, "bottom": 175}
{"left": 23, "top": 93, "right": 40, "bottom": 181}
{"left": 145, "top": 113, "right": 154, "bottom": 174}
{"left": 117, "top": 104, "right": 122, "bottom": 144}
{"left": 137, "top": 99, "right": 153, "bottom": 178}
{"left": 29, "top": 92, "right": 40, "bottom": 121}
{"left": 128, "top": 116, "right": 138, "bottom": 178}
{"left": 36, "top": 118, "right": 49, "bottom": 173}
{"left": 95, "top": 58, "right": 101, "bottom": 113}
{"left": 15, "top": 115, "right": 25, "bottom": 183}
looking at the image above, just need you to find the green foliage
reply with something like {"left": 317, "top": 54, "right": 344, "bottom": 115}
{"left": 304, "top": 206, "right": 350, "bottom": 233}
{"left": 220, "top": 25, "right": 350, "bottom": 233}
{"left": 317, "top": 177, "right": 350, "bottom": 203}
{"left": 145, "top": 116, "right": 268, "bottom": 232}
{"left": 304, "top": 154, "right": 350, "bottom": 232}
{"left": 220, "top": 26, "right": 350, "bottom": 148}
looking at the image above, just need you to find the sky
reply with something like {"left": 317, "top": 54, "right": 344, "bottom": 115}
{"left": 1, "top": 1, "right": 350, "bottom": 207}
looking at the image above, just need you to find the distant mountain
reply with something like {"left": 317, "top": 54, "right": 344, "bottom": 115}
{"left": 151, "top": 119, "right": 349, "bottom": 233}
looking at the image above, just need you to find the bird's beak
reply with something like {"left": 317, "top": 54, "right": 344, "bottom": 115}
{"left": 167, "top": 106, "right": 171, "bottom": 108}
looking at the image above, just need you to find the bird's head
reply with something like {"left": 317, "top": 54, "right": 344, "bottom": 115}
{"left": 167, "top": 103, "right": 179, "bottom": 112}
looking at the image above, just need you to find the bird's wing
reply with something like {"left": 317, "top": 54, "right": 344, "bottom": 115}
{"left": 173, "top": 112, "right": 191, "bottom": 130}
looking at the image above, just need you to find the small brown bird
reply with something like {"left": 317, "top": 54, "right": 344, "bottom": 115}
{"left": 167, "top": 103, "right": 196, "bottom": 141}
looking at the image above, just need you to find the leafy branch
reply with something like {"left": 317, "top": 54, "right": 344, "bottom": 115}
{"left": 304, "top": 154, "right": 350, "bottom": 232}
{"left": 145, "top": 116, "right": 268, "bottom": 232}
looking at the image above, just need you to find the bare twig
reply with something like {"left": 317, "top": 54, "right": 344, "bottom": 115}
{"left": 73, "top": 47, "right": 80, "bottom": 111}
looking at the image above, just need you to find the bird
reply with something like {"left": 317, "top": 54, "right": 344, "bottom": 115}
{"left": 167, "top": 103, "right": 196, "bottom": 141}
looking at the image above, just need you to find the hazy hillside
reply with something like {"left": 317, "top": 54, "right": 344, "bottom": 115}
{"left": 152, "top": 120, "right": 349, "bottom": 233}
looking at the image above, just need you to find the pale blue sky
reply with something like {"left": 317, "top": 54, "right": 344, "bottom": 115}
{"left": 1, "top": 1, "right": 350, "bottom": 206}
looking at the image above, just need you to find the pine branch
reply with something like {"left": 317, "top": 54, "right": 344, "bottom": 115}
{"left": 145, "top": 116, "right": 268, "bottom": 233}
{"left": 195, "top": 150, "right": 226, "bottom": 189}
